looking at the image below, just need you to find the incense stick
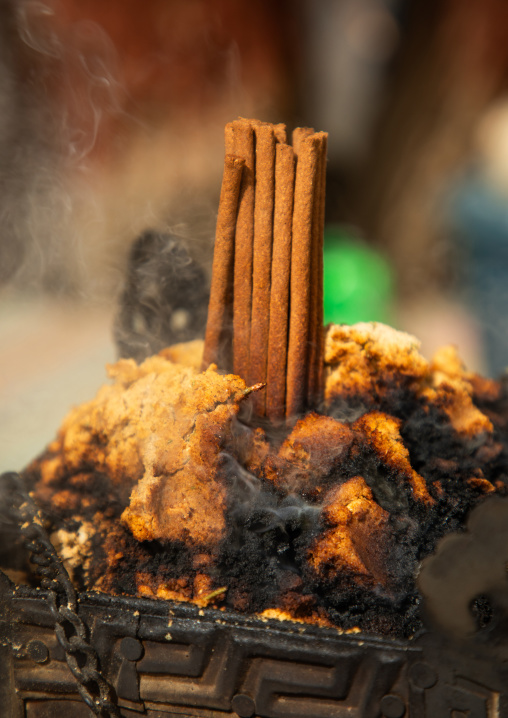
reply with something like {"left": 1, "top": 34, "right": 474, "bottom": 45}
{"left": 249, "top": 124, "right": 276, "bottom": 414}
{"left": 266, "top": 142, "right": 295, "bottom": 420}
{"left": 202, "top": 154, "right": 244, "bottom": 370}
{"left": 227, "top": 119, "right": 255, "bottom": 381}
{"left": 307, "top": 132, "right": 328, "bottom": 407}
{"left": 205, "top": 119, "right": 327, "bottom": 421}
{"left": 286, "top": 134, "right": 320, "bottom": 417}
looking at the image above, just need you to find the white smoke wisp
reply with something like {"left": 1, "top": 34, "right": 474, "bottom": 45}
{"left": 220, "top": 452, "right": 321, "bottom": 536}
{"left": 0, "top": 1, "right": 126, "bottom": 298}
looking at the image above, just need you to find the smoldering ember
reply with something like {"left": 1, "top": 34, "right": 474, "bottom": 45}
{"left": 18, "top": 120, "right": 508, "bottom": 637}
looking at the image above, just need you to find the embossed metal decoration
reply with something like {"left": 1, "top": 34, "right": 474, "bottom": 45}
{"left": 2, "top": 577, "right": 508, "bottom": 717}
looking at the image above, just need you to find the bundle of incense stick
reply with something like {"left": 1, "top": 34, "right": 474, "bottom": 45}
{"left": 203, "top": 118, "right": 327, "bottom": 420}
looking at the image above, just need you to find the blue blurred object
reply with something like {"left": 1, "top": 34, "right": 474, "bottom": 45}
{"left": 323, "top": 226, "right": 394, "bottom": 326}
{"left": 449, "top": 174, "right": 508, "bottom": 377}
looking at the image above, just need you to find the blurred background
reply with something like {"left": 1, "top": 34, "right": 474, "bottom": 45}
{"left": 3, "top": 0, "right": 508, "bottom": 469}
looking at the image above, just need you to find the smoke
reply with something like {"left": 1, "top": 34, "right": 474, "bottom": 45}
{"left": 328, "top": 396, "right": 368, "bottom": 424}
{"left": 0, "top": 1, "right": 125, "bottom": 294}
{"left": 222, "top": 452, "right": 321, "bottom": 552}
{"left": 221, "top": 453, "right": 321, "bottom": 534}
{"left": 18, "top": 2, "right": 61, "bottom": 58}
{"left": 17, "top": 2, "right": 124, "bottom": 161}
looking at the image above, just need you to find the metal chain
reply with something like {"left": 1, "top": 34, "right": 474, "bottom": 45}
{"left": 3, "top": 472, "right": 121, "bottom": 717}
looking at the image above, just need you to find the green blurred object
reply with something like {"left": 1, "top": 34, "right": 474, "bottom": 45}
{"left": 323, "top": 226, "right": 394, "bottom": 326}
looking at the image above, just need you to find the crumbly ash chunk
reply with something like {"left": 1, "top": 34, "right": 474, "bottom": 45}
{"left": 307, "top": 477, "right": 392, "bottom": 592}
{"left": 29, "top": 347, "right": 249, "bottom": 551}
{"left": 325, "top": 322, "right": 427, "bottom": 406}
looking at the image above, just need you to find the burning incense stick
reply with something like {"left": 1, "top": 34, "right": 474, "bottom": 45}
{"left": 266, "top": 143, "right": 295, "bottom": 420}
{"left": 226, "top": 119, "right": 255, "bottom": 380}
{"left": 307, "top": 132, "right": 328, "bottom": 408}
{"left": 249, "top": 123, "right": 276, "bottom": 415}
{"left": 286, "top": 134, "right": 321, "bottom": 417}
{"left": 202, "top": 154, "right": 244, "bottom": 370}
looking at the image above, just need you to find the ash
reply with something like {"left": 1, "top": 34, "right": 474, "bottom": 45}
{"left": 19, "top": 322, "right": 508, "bottom": 638}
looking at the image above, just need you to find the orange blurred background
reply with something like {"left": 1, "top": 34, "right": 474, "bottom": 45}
{"left": 4, "top": 0, "right": 508, "bottom": 468}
